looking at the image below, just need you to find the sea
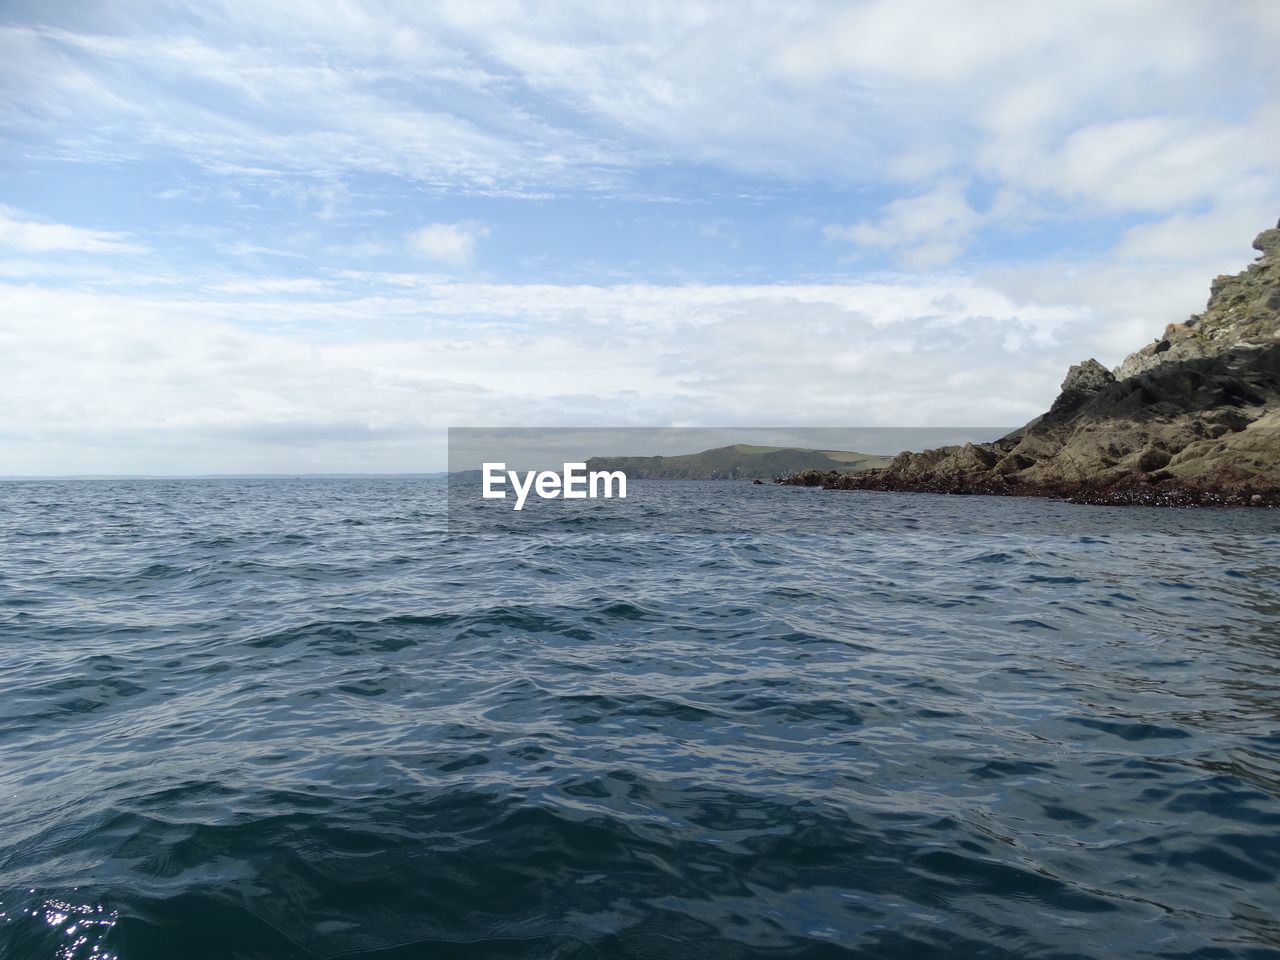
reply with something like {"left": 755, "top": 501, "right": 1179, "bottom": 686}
{"left": 1, "top": 478, "right": 1278, "bottom": 959}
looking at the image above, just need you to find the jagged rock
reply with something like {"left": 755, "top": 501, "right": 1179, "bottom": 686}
{"left": 785, "top": 221, "right": 1280, "bottom": 506}
{"left": 1062, "top": 359, "right": 1115, "bottom": 394}
{"left": 1046, "top": 359, "right": 1116, "bottom": 419}
{"left": 1116, "top": 218, "right": 1280, "bottom": 380}
{"left": 1254, "top": 221, "right": 1280, "bottom": 258}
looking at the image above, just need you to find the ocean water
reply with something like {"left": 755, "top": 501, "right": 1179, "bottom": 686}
{"left": 2, "top": 479, "right": 1279, "bottom": 960}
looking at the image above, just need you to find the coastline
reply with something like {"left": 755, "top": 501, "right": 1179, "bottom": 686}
{"left": 780, "top": 468, "right": 1277, "bottom": 507}
{"left": 782, "top": 223, "right": 1280, "bottom": 508}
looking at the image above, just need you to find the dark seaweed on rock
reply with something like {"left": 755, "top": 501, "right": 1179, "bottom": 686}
{"left": 785, "top": 221, "right": 1280, "bottom": 506}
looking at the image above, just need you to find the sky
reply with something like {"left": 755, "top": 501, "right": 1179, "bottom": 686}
{"left": 1, "top": 0, "right": 1278, "bottom": 474}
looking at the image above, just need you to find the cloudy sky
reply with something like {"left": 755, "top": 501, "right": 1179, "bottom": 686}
{"left": 2, "top": 1, "right": 1278, "bottom": 473}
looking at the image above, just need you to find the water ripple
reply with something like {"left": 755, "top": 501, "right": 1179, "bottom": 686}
{"left": 1, "top": 479, "right": 1279, "bottom": 958}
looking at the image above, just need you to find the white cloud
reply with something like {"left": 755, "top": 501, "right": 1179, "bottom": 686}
{"left": 406, "top": 222, "right": 490, "bottom": 266}
{"left": 0, "top": 20, "right": 627, "bottom": 197}
{"left": 2, "top": 3, "right": 1276, "bottom": 217}
{"left": 0, "top": 268, "right": 1101, "bottom": 472}
{"left": 1, "top": 2, "right": 1278, "bottom": 473}
{"left": 9, "top": 214, "right": 1272, "bottom": 472}
{"left": 209, "top": 277, "right": 334, "bottom": 295}
{"left": 824, "top": 182, "right": 984, "bottom": 268}
{"left": 776, "top": 0, "right": 1071, "bottom": 85}
{"left": 0, "top": 205, "right": 147, "bottom": 255}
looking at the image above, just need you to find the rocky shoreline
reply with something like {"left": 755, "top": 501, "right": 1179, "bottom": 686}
{"left": 782, "top": 222, "right": 1280, "bottom": 507}
{"left": 783, "top": 468, "right": 1277, "bottom": 507}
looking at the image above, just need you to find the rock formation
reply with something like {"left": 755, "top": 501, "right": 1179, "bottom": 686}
{"left": 784, "top": 221, "right": 1280, "bottom": 505}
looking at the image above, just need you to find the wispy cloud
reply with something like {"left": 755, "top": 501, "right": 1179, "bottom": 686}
{"left": 824, "top": 182, "right": 984, "bottom": 268}
{"left": 406, "top": 222, "right": 490, "bottom": 267}
{"left": 0, "top": 268, "right": 1095, "bottom": 471}
{"left": 4, "top": 3, "right": 1274, "bottom": 208}
{"left": 0, "top": 2, "right": 1277, "bottom": 472}
{"left": 0, "top": 206, "right": 147, "bottom": 255}
{"left": 209, "top": 277, "right": 334, "bottom": 295}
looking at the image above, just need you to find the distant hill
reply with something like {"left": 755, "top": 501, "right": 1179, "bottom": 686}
{"left": 585, "top": 444, "right": 892, "bottom": 481}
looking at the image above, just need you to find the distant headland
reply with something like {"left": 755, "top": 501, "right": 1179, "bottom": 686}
{"left": 586, "top": 444, "right": 890, "bottom": 481}
{"left": 785, "top": 221, "right": 1280, "bottom": 506}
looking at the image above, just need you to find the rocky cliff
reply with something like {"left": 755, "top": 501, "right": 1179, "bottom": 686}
{"left": 785, "top": 221, "right": 1280, "bottom": 505}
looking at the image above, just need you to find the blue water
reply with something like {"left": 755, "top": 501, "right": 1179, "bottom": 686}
{"left": 2, "top": 479, "right": 1279, "bottom": 959}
